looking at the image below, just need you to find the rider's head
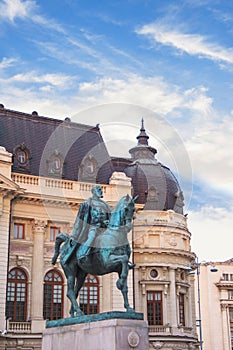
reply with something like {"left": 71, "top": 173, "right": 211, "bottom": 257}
{"left": 91, "top": 185, "right": 103, "bottom": 199}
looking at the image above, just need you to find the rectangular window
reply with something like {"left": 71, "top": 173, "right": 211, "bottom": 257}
{"left": 147, "top": 291, "right": 163, "bottom": 326}
{"left": 179, "top": 294, "right": 185, "bottom": 326}
{"left": 223, "top": 273, "right": 229, "bottom": 281}
{"left": 50, "top": 227, "right": 60, "bottom": 242}
{"left": 229, "top": 308, "right": 233, "bottom": 322}
{"left": 228, "top": 290, "right": 233, "bottom": 300}
{"left": 14, "top": 223, "right": 25, "bottom": 239}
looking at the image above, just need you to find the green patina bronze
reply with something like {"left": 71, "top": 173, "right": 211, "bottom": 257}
{"left": 46, "top": 311, "right": 143, "bottom": 328}
{"left": 52, "top": 186, "right": 137, "bottom": 320}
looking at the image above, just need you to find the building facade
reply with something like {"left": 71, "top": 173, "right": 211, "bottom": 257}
{"left": 0, "top": 105, "right": 198, "bottom": 349}
{"left": 196, "top": 260, "right": 233, "bottom": 350}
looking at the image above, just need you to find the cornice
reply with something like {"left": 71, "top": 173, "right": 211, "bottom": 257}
{"left": 134, "top": 248, "right": 195, "bottom": 259}
{"left": 216, "top": 282, "right": 233, "bottom": 289}
{"left": 14, "top": 194, "right": 80, "bottom": 208}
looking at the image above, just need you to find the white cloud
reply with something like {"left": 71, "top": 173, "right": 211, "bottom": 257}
{"left": 6, "top": 71, "right": 75, "bottom": 89}
{"left": 185, "top": 115, "right": 233, "bottom": 194}
{"left": 183, "top": 87, "right": 213, "bottom": 116}
{"left": 189, "top": 205, "right": 233, "bottom": 261}
{"left": 78, "top": 75, "right": 184, "bottom": 114}
{"left": 1, "top": 72, "right": 231, "bottom": 198}
{"left": 136, "top": 23, "right": 233, "bottom": 65}
{"left": 0, "top": 0, "right": 36, "bottom": 22}
{"left": 0, "top": 0, "right": 65, "bottom": 33}
{"left": 0, "top": 57, "right": 18, "bottom": 69}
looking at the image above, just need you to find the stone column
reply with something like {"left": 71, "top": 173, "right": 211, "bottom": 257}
{"left": 221, "top": 304, "right": 231, "bottom": 350}
{"left": 0, "top": 146, "right": 13, "bottom": 330}
{"left": 169, "top": 268, "right": 177, "bottom": 328}
{"left": 0, "top": 195, "right": 11, "bottom": 331}
{"left": 187, "top": 286, "right": 193, "bottom": 328}
{"left": 163, "top": 284, "right": 169, "bottom": 325}
{"left": 31, "top": 219, "right": 47, "bottom": 332}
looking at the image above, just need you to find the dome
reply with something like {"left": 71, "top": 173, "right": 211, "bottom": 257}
{"left": 124, "top": 119, "right": 184, "bottom": 213}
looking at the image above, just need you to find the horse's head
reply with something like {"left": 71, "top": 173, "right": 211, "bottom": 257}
{"left": 122, "top": 194, "right": 136, "bottom": 224}
{"left": 109, "top": 194, "right": 137, "bottom": 229}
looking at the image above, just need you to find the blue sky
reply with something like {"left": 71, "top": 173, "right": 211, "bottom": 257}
{"left": 0, "top": 0, "right": 233, "bottom": 261}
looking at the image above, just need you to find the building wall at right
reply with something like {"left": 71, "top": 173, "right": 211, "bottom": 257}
{"left": 198, "top": 261, "right": 233, "bottom": 350}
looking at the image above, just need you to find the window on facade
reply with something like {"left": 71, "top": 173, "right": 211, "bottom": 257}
{"left": 50, "top": 226, "right": 60, "bottom": 242}
{"left": 147, "top": 291, "right": 163, "bottom": 326}
{"left": 14, "top": 223, "right": 25, "bottom": 239}
{"left": 6, "top": 268, "right": 27, "bottom": 321}
{"left": 53, "top": 157, "right": 61, "bottom": 171}
{"left": 14, "top": 145, "right": 31, "bottom": 170}
{"left": 229, "top": 308, "right": 233, "bottom": 323}
{"left": 47, "top": 152, "right": 63, "bottom": 176}
{"left": 79, "top": 274, "right": 99, "bottom": 315}
{"left": 229, "top": 290, "right": 233, "bottom": 300}
{"left": 223, "top": 273, "right": 229, "bottom": 281}
{"left": 43, "top": 270, "right": 64, "bottom": 320}
{"left": 179, "top": 294, "right": 185, "bottom": 326}
{"left": 17, "top": 150, "right": 27, "bottom": 164}
{"left": 86, "top": 160, "right": 95, "bottom": 174}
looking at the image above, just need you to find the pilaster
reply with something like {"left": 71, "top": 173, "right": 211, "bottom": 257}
{"left": 31, "top": 219, "right": 47, "bottom": 332}
{"left": 0, "top": 197, "right": 11, "bottom": 330}
{"left": 221, "top": 304, "right": 231, "bottom": 350}
{"left": 169, "top": 267, "right": 177, "bottom": 328}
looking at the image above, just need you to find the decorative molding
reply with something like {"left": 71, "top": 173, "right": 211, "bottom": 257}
{"left": 127, "top": 331, "right": 140, "bottom": 348}
{"left": 33, "top": 220, "right": 47, "bottom": 234}
{"left": 152, "top": 341, "right": 163, "bottom": 349}
{"left": 167, "top": 234, "right": 177, "bottom": 247}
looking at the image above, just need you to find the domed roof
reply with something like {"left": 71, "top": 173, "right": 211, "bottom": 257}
{"left": 124, "top": 119, "right": 184, "bottom": 213}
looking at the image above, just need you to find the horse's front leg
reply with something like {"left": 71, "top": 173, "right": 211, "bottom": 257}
{"left": 115, "top": 254, "right": 129, "bottom": 290}
{"left": 119, "top": 275, "right": 135, "bottom": 313}
{"left": 106, "top": 254, "right": 129, "bottom": 290}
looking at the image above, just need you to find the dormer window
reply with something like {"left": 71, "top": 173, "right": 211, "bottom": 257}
{"left": 17, "top": 149, "right": 27, "bottom": 164}
{"left": 53, "top": 157, "right": 61, "bottom": 171}
{"left": 13, "top": 144, "right": 31, "bottom": 173}
{"left": 47, "top": 151, "right": 64, "bottom": 177}
{"left": 79, "top": 154, "right": 98, "bottom": 182}
{"left": 86, "top": 160, "right": 95, "bottom": 174}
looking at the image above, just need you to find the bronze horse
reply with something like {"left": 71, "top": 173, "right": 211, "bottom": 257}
{"left": 52, "top": 194, "right": 136, "bottom": 317}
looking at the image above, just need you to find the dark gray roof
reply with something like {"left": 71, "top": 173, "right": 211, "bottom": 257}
{"left": 0, "top": 106, "right": 113, "bottom": 183}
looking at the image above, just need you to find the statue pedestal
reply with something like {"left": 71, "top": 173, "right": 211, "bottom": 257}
{"left": 42, "top": 317, "right": 149, "bottom": 350}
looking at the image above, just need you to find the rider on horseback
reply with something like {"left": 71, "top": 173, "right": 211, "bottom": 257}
{"left": 53, "top": 185, "right": 135, "bottom": 268}
{"left": 70, "top": 185, "right": 111, "bottom": 261}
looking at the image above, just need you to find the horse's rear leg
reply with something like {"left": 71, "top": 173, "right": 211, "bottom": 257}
{"left": 67, "top": 275, "right": 82, "bottom": 317}
{"left": 74, "top": 270, "right": 87, "bottom": 308}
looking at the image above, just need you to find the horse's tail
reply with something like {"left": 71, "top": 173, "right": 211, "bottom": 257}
{"left": 51, "top": 233, "right": 70, "bottom": 265}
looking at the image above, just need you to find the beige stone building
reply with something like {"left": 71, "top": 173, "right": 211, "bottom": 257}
{"left": 0, "top": 105, "right": 198, "bottom": 349}
{"left": 195, "top": 260, "right": 233, "bottom": 350}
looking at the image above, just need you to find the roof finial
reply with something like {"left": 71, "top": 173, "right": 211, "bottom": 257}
{"left": 141, "top": 117, "right": 145, "bottom": 131}
{"left": 137, "top": 118, "right": 149, "bottom": 145}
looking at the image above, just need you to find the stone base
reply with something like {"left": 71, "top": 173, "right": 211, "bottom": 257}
{"left": 42, "top": 318, "right": 149, "bottom": 350}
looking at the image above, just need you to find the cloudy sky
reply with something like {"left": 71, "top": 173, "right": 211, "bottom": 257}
{"left": 0, "top": 0, "right": 233, "bottom": 262}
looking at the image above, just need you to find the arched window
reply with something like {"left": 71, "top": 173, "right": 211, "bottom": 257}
{"left": 43, "top": 270, "right": 64, "bottom": 320}
{"left": 6, "top": 268, "right": 28, "bottom": 321}
{"left": 79, "top": 274, "right": 99, "bottom": 315}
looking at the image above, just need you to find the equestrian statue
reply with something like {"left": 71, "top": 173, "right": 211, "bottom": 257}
{"left": 51, "top": 185, "right": 137, "bottom": 318}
